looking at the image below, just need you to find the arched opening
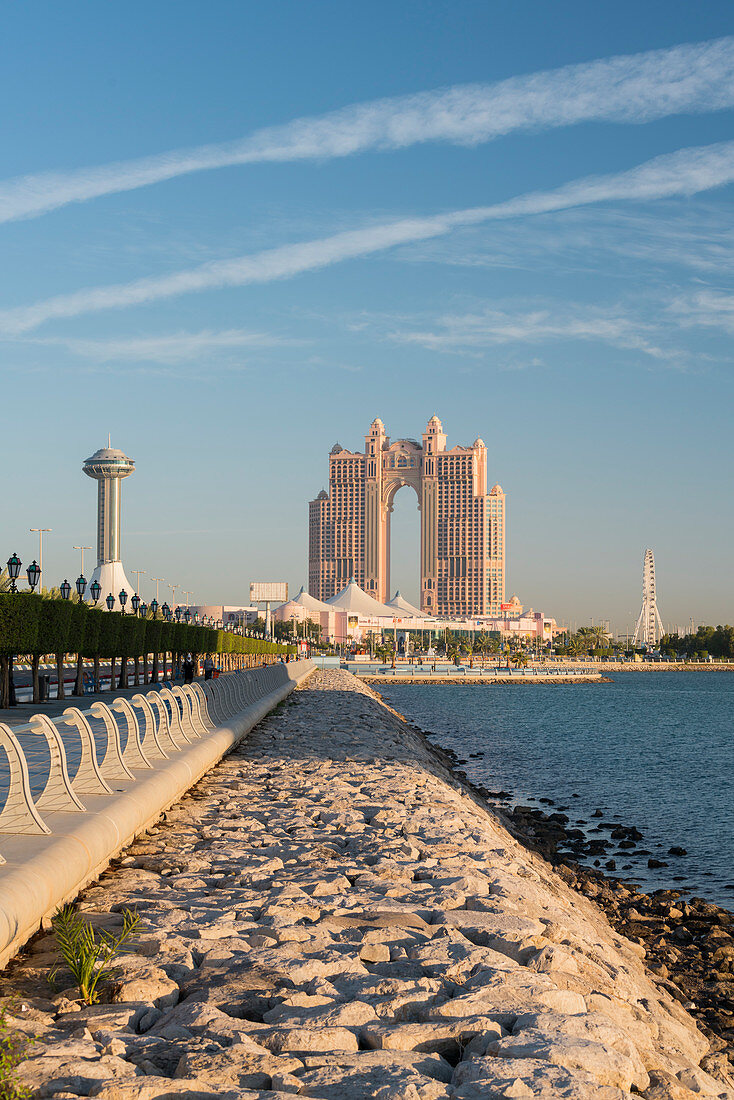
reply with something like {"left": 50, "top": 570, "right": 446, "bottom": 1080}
{"left": 387, "top": 483, "right": 421, "bottom": 607}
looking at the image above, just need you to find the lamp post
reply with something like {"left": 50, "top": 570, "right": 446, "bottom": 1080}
{"left": 132, "top": 570, "right": 146, "bottom": 597}
{"left": 6, "top": 553, "right": 21, "bottom": 593}
{"left": 175, "top": 606, "right": 182, "bottom": 622}
{"left": 60, "top": 579, "right": 72, "bottom": 601}
{"left": 169, "top": 584, "right": 178, "bottom": 608}
{"left": 29, "top": 528, "right": 51, "bottom": 591}
{"left": 26, "top": 560, "right": 41, "bottom": 591}
{"left": 90, "top": 579, "right": 101, "bottom": 604}
{"left": 2, "top": 554, "right": 23, "bottom": 707}
{"left": 73, "top": 546, "right": 92, "bottom": 575}
{"left": 150, "top": 598, "right": 159, "bottom": 618}
{"left": 106, "top": 593, "right": 114, "bottom": 611}
{"left": 76, "top": 575, "right": 87, "bottom": 602}
{"left": 131, "top": 592, "right": 141, "bottom": 616}
{"left": 118, "top": 589, "right": 128, "bottom": 614}
{"left": 151, "top": 577, "right": 164, "bottom": 603}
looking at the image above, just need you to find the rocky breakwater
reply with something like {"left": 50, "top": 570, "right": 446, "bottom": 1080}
{"left": 4, "top": 668, "right": 733, "bottom": 1100}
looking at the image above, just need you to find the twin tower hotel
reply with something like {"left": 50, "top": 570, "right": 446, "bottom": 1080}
{"left": 309, "top": 417, "right": 506, "bottom": 618}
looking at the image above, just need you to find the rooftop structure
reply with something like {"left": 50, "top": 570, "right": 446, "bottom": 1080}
{"left": 82, "top": 440, "right": 135, "bottom": 609}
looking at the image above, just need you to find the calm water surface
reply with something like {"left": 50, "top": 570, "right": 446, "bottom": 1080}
{"left": 378, "top": 672, "right": 734, "bottom": 907}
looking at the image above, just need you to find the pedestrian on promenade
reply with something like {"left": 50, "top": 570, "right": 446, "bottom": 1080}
{"left": 183, "top": 654, "right": 194, "bottom": 684}
{"left": 203, "top": 655, "right": 214, "bottom": 681}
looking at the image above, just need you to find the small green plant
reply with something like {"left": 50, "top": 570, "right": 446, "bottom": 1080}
{"left": 0, "top": 1003, "right": 33, "bottom": 1100}
{"left": 50, "top": 906, "right": 140, "bottom": 1005}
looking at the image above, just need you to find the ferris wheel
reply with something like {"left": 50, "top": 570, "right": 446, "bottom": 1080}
{"left": 632, "top": 548, "right": 665, "bottom": 648}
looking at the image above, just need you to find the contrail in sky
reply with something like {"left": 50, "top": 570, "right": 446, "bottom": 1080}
{"left": 2, "top": 37, "right": 734, "bottom": 224}
{"left": 1, "top": 139, "right": 734, "bottom": 334}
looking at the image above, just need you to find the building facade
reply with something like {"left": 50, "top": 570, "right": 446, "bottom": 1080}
{"left": 309, "top": 417, "right": 505, "bottom": 616}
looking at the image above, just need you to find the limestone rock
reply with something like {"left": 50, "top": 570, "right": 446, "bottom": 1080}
{"left": 452, "top": 1056, "right": 635, "bottom": 1098}
{"left": 110, "top": 966, "right": 179, "bottom": 1008}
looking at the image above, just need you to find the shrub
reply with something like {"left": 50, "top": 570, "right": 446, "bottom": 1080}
{"left": 0, "top": 1002, "right": 33, "bottom": 1100}
{"left": 0, "top": 594, "right": 42, "bottom": 658}
{"left": 51, "top": 906, "right": 140, "bottom": 1006}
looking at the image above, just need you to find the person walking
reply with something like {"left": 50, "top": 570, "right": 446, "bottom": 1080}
{"left": 183, "top": 654, "right": 194, "bottom": 684}
{"left": 203, "top": 655, "right": 214, "bottom": 681}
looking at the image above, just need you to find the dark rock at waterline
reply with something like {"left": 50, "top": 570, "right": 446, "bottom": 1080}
{"left": 669, "top": 846, "right": 688, "bottom": 856}
{"left": 592, "top": 809, "right": 603, "bottom": 817}
{"left": 649, "top": 858, "right": 669, "bottom": 868}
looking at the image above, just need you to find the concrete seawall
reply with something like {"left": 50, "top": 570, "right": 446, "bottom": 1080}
{"left": 0, "top": 660, "right": 315, "bottom": 969}
{"left": 6, "top": 667, "right": 732, "bottom": 1100}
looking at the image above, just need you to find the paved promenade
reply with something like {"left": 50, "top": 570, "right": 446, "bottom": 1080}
{"left": 7, "top": 669, "right": 732, "bottom": 1099}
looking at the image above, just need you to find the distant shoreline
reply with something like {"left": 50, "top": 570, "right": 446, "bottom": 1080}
{"left": 360, "top": 673, "right": 609, "bottom": 685}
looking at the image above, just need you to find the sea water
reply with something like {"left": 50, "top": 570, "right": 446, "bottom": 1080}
{"left": 378, "top": 672, "right": 734, "bottom": 907}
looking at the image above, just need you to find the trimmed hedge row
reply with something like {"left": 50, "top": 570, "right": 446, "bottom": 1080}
{"left": 0, "top": 594, "right": 294, "bottom": 659}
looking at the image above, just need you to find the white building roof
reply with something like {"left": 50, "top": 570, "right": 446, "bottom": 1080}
{"left": 326, "top": 579, "right": 396, "bottom": 617}
{"left": 387, "top": 590, "right": 427, "bottom": 618}
{"left": 287, "top": 586, "right": 334, "bottom": 613}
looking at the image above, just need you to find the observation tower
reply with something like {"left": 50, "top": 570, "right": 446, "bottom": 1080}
{"left": 83, "top": 440, "right": 135, "bottom": 610}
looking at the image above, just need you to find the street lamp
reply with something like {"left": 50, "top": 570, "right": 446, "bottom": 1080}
{"left": 6, "top": 553, "right": 21, "bottom": 593}
{"left": 161, "top": 602, "right": 171, "bottom": 621}
{"left": 118, "top": 589, "right": 128, "bottom": 614}
{"left": 131, "top": 592, "right": 141, "bottom": 615}
{"left": 139, "top": 601, "right": 148, "bottom": 618}
{"left": 175, "top": 606, "right": 182, "bottom": 622}
{"left": 60, "top": 579, "right": 72, "bottom": 601}
{"left": 106, "top": 593, "right": 115, "bottom": 611}
{"left": 26, "top": 560, "right": 41, "bottom": 591}
{"left": 29, "top": 528, "right": 51, "bottom": 590}
{"left": 90, "top": 579, "right": 101, "bottom": 604}
{"left": 76, "top": 575, "right": 87, "bottom": 602}
{"left": 150, "top": 598, "right": 159, "bottom": 618}
{"left": 184, "top": 607, "right": 191, "bottom": 623}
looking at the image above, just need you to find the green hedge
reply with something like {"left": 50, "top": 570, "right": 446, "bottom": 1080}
{"left": 0, "top": 593, "right": 41, "bottom": 657}
{"left": 0, "top": 595, "right": 295, "bottom": 659}
{"left": 81, "top": 608, "right": 103, "bottom": 658}
{"left": 36, "top": 598, "right": 74, "bottom": 656}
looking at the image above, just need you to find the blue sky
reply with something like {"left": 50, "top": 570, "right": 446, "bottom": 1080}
{"left": 2, "top": 0, "right": 733, "bottom": 633}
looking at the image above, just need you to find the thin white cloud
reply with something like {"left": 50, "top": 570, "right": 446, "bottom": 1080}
{"left": 388, "top": 305, "right": 672, "bottom": 359}
{"left": 26, "top": 328, "right": 298, "bottom": 363}
{"left": 3, "top": 37, "right": 734, "bottom": 224}
{"left": 398, "top": 204, "right": 734, "bottom": 276}
{"left": 668, "top": 289, "right": 734, "bottom": 333}
{"left": 3, "top": 139, "right": 734, "bottom": 334}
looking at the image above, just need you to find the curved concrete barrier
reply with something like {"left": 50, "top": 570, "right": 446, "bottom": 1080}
{"left": 0, "top": 659, "right": 314, "bottom": 968}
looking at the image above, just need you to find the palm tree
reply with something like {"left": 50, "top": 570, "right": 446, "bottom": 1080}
{"left": 511, "top": 651, "right": 529, "bottom": 669}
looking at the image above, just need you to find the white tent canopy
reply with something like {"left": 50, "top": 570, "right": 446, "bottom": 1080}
{"left": 326, "top": 579, "right": 396, "bottom": 618}
{"left": 386, "top": 590, "right": 427, "bottom": 618}
{"left": 288, "top": 586, "right": 334, "bottom": 613}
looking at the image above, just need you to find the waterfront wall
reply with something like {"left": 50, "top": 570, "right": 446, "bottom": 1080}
{"left": 0, "top": 659, "right": 314, "bottom": 968}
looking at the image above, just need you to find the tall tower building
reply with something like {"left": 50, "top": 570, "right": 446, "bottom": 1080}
{"left": 83, "top": 442, "right": 135, "bottom": 609}
{"left": 309, "top": 417, "right": 505, "bottom": 616}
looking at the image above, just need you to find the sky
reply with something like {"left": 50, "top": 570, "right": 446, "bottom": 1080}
{"left": 1, "top": 0, "right": 733, "bottom": 634}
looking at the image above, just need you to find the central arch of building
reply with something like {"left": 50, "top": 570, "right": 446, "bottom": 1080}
{"left": 379, "top": 440, "right": 422, "bottom": 604}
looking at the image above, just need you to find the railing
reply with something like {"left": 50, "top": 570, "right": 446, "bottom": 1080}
{"left": 0, "top": 660, "right": 314, "bottom": 968}
{"left": 0, "top": 664, "right": 292, "bottom": 855}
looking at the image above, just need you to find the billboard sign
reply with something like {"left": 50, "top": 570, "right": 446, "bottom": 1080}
{"left": 250, "top": 582, "right": 288, "bottom": 603}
